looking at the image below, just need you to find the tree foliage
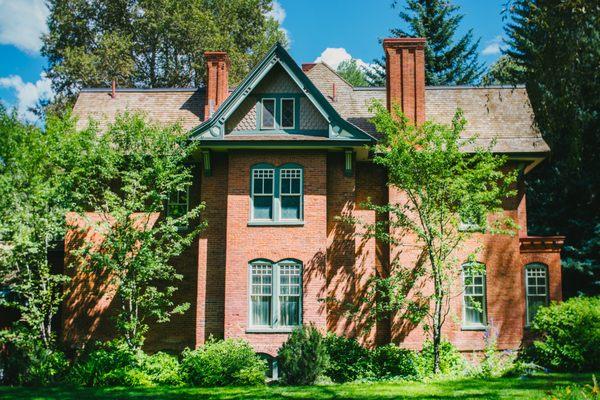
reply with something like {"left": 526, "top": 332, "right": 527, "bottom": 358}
{"left": 349, "top": 102, "right": 517, "bottom": 373}
{"left": 42, "top": 0, "right": 287, "bottom": 101}
{"left": 367, "top": 0, "right": 484, "bottom": 86}
{"left": 0, "top": 106, "right": 96, "bottom": 347}
{"left": 504, "top": 0, "right": 600, "bottom": 296}
{"left": 72, "top": 114, "right": 205, "bottom": 349}
{"left": 336, "top": 59, "right": 370, "bottom": 87}
{"left": 481, "top": 55, "right": 524, "bottom": 86}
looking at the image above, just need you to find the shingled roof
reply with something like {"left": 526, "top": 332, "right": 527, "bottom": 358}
{"left": 72, "top": 63, "right": 548, "bottom": 154}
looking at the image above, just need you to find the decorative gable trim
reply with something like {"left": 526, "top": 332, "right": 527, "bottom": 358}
{"left": 188, "top": 43, "right": 375, "bottom": 144}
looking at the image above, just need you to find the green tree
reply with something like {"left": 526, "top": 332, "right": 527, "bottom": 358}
{"left": 42, "top": 0, "right": 287, "bottom": 101}
{"left": 73, "top": 114, "right": 205, "bottom": 349}
{"left": 504, "top": 0, "right": 600, "bottom": 296}
{"left": 336, "top": 59, "right": 370, "bottom": 87}
{"left": 367, "top": 0, "right": 484, "bottom": 86}
{"left": 349, "top": 102, "right": 516, "bottom": 373}
{"left": 481, "top": 55, "right": 524, "bottom": 86}
{"left": 0, "top": 106, "right": 95, "bottom": 347}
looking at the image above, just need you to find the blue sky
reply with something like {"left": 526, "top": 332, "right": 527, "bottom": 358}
{"left": 0, "top": 0, "right": 507, "bottom": 121}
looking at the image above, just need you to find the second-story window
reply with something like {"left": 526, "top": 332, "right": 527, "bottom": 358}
{"left": 280, "top": 98, "right": 295, "bottom": 129}
{"left": 250, "top": 163, "right": 303, "bottom": 224}
{"left": 261, "top": 98, "right": 276, "bottom": 129}
{"left": 167, "top": 188, "right": 189, "bottom": 219}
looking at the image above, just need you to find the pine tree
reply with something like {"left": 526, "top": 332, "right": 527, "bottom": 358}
{"left": 336, "top": 59, "right": 369, "bottom": 86}
{"left": 367, "top": 0, "right": 484, "bottom": 86}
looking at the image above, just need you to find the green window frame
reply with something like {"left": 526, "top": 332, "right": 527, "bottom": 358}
{"left": 260, "top": 98, "right": 276, "bottom": 129}
{"left": 525, "top": 263, "right": 549, "bottom": 326}
{"left": 250, "top": 163, "right": 303, "bottom": 224}
{"left": 280, "top": 98, "right": 295, "bottom": 129}
{"left": 248, "top": 259, "right": 302, "bottom": 331}
{"left": 462, "top": 263, "right": 487, "bottom": 329}
{"left": 166, "top": 187, "right": 190, "bottom": 219}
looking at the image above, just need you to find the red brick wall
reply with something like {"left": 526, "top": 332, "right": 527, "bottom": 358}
{"left": 222, "top": 150, "right": 328, "bottom": 355}
{"left": 196, "top": 153, "right": 228, "bottom": 345}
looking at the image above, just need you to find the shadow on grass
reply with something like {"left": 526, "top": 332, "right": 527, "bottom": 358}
{"left": 0, "top": 373, "right": 595, "bottom": 400}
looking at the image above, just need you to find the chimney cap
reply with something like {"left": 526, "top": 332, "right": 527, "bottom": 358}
{"left": 204, "top": 51, "right": 230, "bottom": 64}
{"left": 383, "top": 37, "right": 426, "bottom": 50}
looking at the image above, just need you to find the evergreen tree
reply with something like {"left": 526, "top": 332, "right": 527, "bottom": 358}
{"left": 504, "top": 0, "right": 599, "bottom": 296}
{"left": 367, "top": 0, "right": 484, "bottom": 86}
{"left": 336, "top": 59, "right": 370, "bottom": 86}
{"left": 42, "top": 0, "right": 286, "bottom": 101}
{"left": 481, "top": 55, "right": 524, "bottom": 86}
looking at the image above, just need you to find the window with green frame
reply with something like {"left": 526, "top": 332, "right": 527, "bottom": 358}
{"left": 256, "top": 94, "right": 300, "bottom": 131}
{"left": 250, "top": 163, "right": 303, "bottom": 223}
{"left": 249, "top": 259, "right": 302, "bottom": 329}
{"left": 525, "top": 263, "right": 548, "bottom": 326}
{"left": 462, "top": 263, "right": 487, "bottom": 328}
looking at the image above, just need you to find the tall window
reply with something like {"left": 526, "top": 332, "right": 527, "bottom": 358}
{"left": 251, "top": 168, "right": 274, "bottom": 220}
{"left": 167, "top": 188, "right": 189, "bottom": 219}
{"left": 525, "top": 263, "right": 548, "bottom": 325}
{"left": 462, "top": 263, "right": 487, "bottom": 328}
{"left": 249, "top": 259, "right": 302, "bottom": 329}
{"left": 280, "top": 98, "right": 295, "bottom": 129}
{"left": 250, "top": 164, "right": 303, "bottom": 223}
{"left": 261, "top": 98, "right": 276, "bottom": 129}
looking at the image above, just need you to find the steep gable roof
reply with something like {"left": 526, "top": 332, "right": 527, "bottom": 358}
{"left": 188, "top": 43, "right": 376, "bottom": 144}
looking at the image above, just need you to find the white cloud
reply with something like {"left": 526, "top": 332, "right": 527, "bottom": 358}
{"left": 265, "top": 1, "right": 290, "bottom": 46}
{"left": 266, "top": 0, "right": 286, "bottom": 24}
{"left": 0, "top": 73, "right": 54, "bottom": 121}
{"left": 314, "top": 47, "right": 376, "bottom": 72}
{"left": 0, "top": 0, "right": 49, "bottom": 54}
{"left": 482, "top": 35, "right": 506, "bottom": 56}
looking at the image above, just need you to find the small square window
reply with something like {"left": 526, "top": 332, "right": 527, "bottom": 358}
{"left": 261, "top": 99, "right": 276, "bottom": 129}
{"left": 281, "top": 98, "right": 295, "bottom": 129}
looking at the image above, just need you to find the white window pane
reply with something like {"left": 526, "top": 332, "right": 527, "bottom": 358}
{"left": 281, "top": 99, "right": 294, "bottom": 128}
{"left": 280, "top": 296, "right": 300, "bottom": 326}
{"left": 262, "top": 99, "right": 275, "bottom": 128}
{"left": 281, "top": 196, "right": 301, "bottom": 220}
{"left": 251, "top": 296, "right": 271, "bottom": 325}
{"left": 253, "top": 196, "right": 273, "bottom": 219}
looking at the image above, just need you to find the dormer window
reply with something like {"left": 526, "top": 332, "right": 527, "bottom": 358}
{"left": 280, "top": 98, "right": 295, "bottom": 129}
{"left": 261, "top": 98, "right": 276, "bottom": 129}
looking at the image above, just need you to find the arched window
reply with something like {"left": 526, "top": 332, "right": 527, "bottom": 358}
{"left": 249, "top": 259, "right": 302, "bottom": 330}
{"left": 250, "top": 163, "right": 303, "bottom": 224}
{"left": 462, "top": 263, "right": 487, "bottom": 329}
{"left": 525, "top": 263, "right": 549, "bottom": 326}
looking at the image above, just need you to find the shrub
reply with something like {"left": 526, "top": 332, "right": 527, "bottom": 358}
{"left": 528, "top": 296, "right": 600, "bottom": 372}
{"left": 415, "top": 339, "right": 466, "bottom": 377}
{"left": 278, "top": 325, "right": 329, "bottom": 385}
{"left": 370, "top": 344, "right": 418, "bottom": 379}
{"left": 0, "top": 335, "right": 69, "bottom": 386}
{"left": 546, "top": 375, "right": 600, "bottom": 400}
{"left": 67, "top": 340, "right": 182, "bottom": 387}
{"left": 180, "top": 338, "right": 266, "bottom": 386}
{"left": 324, "top": 334, "right": 373, "bottom": 382}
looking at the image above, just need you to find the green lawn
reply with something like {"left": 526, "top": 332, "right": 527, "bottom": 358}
{"left": 0, "top": 373, "right": 594, "bottom": 400}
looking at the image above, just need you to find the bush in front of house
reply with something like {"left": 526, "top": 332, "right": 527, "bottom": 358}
{"left": 370, "top": 344, "right": 419, "bottom": 379}
{"left": 180, "top": 338, "right": 266, "bottom": 387}
{"left": 527, "top": 296, "right": 600, "bottom": 372}
{"left": 415, "top": 339, "right": 466, "bottom": 377}
{"left": 278, "top": 325, "right": 329, "bottom": 385}
{"left": 66, "top": 339, "right": 183, "bottom": 387}
{"left": 0, "top": 334, "right": 69, "bottom": 386}
{"left": 323, "top": 333, "right": 373, "bottom": 382}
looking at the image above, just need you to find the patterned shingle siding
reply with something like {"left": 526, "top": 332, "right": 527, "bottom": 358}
{"left": 226, "top": 96, "right": 257, "bottom": 132}
{"left": 253, "top": 64, "right": 302, "bottom": 94}
{"left": 299, "top": 97, "right": 328, "bottom": 130}
{"left": 225, "top": 63, "right": 328, "bottom": 133}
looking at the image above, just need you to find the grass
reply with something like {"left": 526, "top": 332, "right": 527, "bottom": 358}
{"left": 0, "top": 373, "right": 595, "bottom": 400}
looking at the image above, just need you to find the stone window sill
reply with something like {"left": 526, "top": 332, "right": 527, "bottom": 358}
{"left": 246, "top": 328, "right": 297, "bottom": 334}
{"left": 247, "top": 221, "right": 304, "bottom": 227}
{"left": 461, "top": 324, "right": 487, "bottom": 331}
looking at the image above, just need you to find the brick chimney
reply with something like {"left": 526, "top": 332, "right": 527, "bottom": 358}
{"left": 383, "top": 38, "right": 426, "bottom": 125}
{"left": 204, "top": 51, "right": 230, "bottom": 120}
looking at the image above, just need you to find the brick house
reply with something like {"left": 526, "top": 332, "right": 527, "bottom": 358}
{"left": 65, "top": 39, "right": 564, "bottom": 361}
